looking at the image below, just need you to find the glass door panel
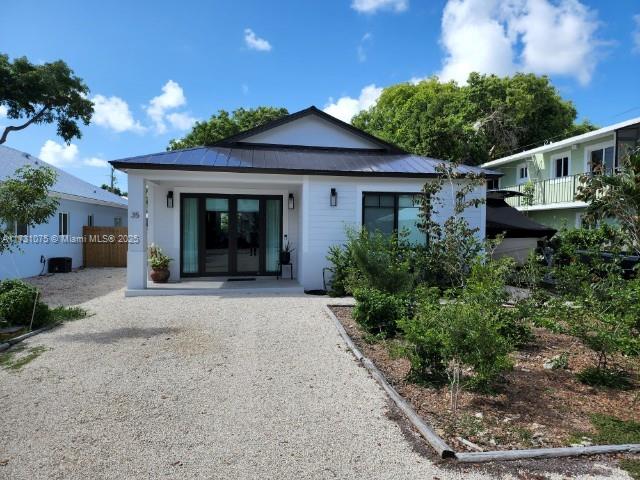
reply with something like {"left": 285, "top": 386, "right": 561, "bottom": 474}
{"left": 265, "top": 199, "right": 282, "bottom": 272}
{"left": 205, "top": 198, "right": 229, "bottom": 273}
{"left": 182, "top": 198, "right": 199, "bottom": 273}
{"left": 236, "top": 199, "right": 260, "bottom": 273}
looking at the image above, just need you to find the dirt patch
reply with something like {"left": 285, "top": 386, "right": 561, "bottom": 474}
{"left": 330, "top": 305, "right": 640, "bottom": 453}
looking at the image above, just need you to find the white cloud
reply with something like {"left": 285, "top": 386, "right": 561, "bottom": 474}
{"left": 351, "top": 0, "right": 408, "bottom": 13}
{"left": 83, "top": 157, "right": 109, "bottom": 168}
{"left": 39, "top": 140, "right": 79, "bottom": 167}
{"left": 146, "top": 80, "right": 188, "bottom": 133}
{"left": 323, "top": 84, "right": 383, "bottom": 122}
{"left": 92, "top": 94, "right": 145, "bottom": 133}
{"left": 244, "top": 28, "right": 272, "bottom": 52}
{"left": 633, "top": 14, "right": 640, "bottom": 53}
{"left": 357, "top": 33, "right": 373, "bottom": 62}
{"left": 439, "top": 0, "right": 601, "bottom": 85}
{"left": 166, "top": 112, "right": 197, "bottom": 131}
{"left": 0, "top": 105, "right": 7, "bottom": 118}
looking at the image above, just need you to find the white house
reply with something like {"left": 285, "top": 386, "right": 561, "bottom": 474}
{"left": 110, "top": 106, "right": 498, "bottom": 294}
{"left": 0, "top": 145, "right": 128, "bottom": 280}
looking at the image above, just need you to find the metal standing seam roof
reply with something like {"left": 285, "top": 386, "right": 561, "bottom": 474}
{"left": 0, "top": 145, "right": 128, "bottom": 208}
{"left": 110, "top": 145, "right": 501, "bottom": 178}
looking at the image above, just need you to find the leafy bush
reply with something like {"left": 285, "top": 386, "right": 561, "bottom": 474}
{"left": 549, "top": 225, "right": 624, "bottom": 265}
{"left": 576, "top": 367, "right": 632, "bottom": 390}
{"left": 326, "top": 244, "right": 356, "bottom": 297}
{"left": 0, "top": 280, "right": 50, "bottom": 328}
{"left": 400, "top": 260, "right": 516, "bottom": 390}
{"left": 352, "top": 287, "right": 410, "bottom": 336}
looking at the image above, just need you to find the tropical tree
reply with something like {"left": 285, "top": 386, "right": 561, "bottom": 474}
{"left": 0, "top": 54, "right": 93, "bottom": 145}
{"left": 0, "top": 165, "right": 59, "bottom": 252}
{"left": 352, "top": 73, "right": 595, "bottom": 165}
{"left": 168, "top": 106, "right": 288, "bottom": 150}
{"left": 577, "top": 148, "right": 640, "bottom": 253}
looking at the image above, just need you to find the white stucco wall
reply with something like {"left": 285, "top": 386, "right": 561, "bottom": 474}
{"left": 0, "top": 199, "right": 128, "bottom": 280}
{"left": 242, "top": 115, "right": 381, "bottom": 149}
{"left": 298, "top": 176, "right": 486, "bottom": 290}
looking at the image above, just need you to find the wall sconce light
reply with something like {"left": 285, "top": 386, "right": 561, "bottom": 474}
{"left": 166, "top": 191, "right": 174, "bottom": 208}
{"left": 330, "top": 188, "right": 337, "bottom": 207}
{"left": 288, "top": 193, "right": 295, "bottom": 210}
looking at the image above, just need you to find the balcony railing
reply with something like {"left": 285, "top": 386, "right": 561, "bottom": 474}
{"left": 502, "top": 173, "right": 588, "bottom": 208}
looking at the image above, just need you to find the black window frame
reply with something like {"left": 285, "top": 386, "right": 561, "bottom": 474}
{"left": 361, "top": 192, "right": 427, "bottom": 242}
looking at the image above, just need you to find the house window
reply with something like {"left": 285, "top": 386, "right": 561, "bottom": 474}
{"left": 517, "top": 163, "right": 528, "bottom": 183}
{"left": 58, "top": 212, "right": 69, "bottom": 236}
{"left": 554, "top": 156, "right": 569, "bottom": 177}
{"left": 589, "top": 145, "right": 615, "bottom": 174}
{"left": 362, "top": 193, "right": 426, "bottom": 244}
{"left": 487, "top": 178, "right": 499, "bottom": 190}
{"left": 87, "top": 214, "right": 94, "bottom": 227}
{"left": 114, "top": 217, "right": 123, "bottom": 227}
{"left": 8, "top": 221, "right": 28, "bottom": 236}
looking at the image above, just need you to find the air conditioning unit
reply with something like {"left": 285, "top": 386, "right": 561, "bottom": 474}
{"left": 48, "top": 257, "right": 72, "bottom": 273}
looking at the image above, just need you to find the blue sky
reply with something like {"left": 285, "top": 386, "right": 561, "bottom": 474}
{"left": 1, "top": 0, "right": 639, "bottom": 191}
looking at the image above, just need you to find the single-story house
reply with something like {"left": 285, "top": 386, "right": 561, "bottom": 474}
{"left": 110, "top": 106, "right": 499, "bottom": 293}
{"left": 0, "top": 145, "right": 128, "bottom": 280}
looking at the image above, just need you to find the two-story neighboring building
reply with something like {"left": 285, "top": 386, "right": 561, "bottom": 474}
{"left": 481, "top": 117, "right": 640, "bottom": 231}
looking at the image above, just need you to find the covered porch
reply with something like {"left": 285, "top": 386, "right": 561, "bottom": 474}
{"left": 126, "top": 169, "right": 305, "bottom": 296}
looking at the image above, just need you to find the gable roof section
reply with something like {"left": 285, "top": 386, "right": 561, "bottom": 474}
{"left": 482, "top": 116, "right": 640, "bottom": 168}
{"left": 0, "top": 145, "right": 127, "bottom": 208}
{"left": 110, "top": 144, "right": 500, "bottom": 178}
{"left": 215, "top": 106, "right": 405, "bottom": 153}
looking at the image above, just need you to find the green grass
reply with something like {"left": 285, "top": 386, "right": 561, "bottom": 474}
{"left": 0, "top": 345, "right": 49, "bottom": 371}
{"left": 620, "top": 459, "right": 640, "bottom": 479}
{"left": 50, "top": 306, "right": 89, "bottom": 323}
{"left": 577, "top": 367, "right": 633, "bottom": 390}
{"left": 589, "top": 414, "right": 640, "bottom": 444}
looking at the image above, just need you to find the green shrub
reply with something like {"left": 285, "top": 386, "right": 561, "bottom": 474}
{"left": 352, "top": 287, "right": 410, "bottom": 336}
{"left": 549, "top": 225, "right": 624, "bottom": 265}
{"left": 400, "top": 261, "right": 515, "bottom": 390}
{"left": 326, "top": 244, "right": 356, "bottom": 297}
{"left": 576, "top": 367, "right": 633, "bottom": 390}
{"left": 0, "top": 280, "right": 50, "bottom": 328}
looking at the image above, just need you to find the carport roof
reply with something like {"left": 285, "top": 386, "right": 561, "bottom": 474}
{"left": 110, "top": 145, "right": 501, "bottom": 179}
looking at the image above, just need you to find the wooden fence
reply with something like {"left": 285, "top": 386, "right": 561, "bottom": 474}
{"left": 83, "top": 226, "right": 128, "bottom": 267}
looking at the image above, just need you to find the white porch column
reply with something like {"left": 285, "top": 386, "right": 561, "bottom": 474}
{"left": 127, "top": 174, "right": 147, "bottom": 290}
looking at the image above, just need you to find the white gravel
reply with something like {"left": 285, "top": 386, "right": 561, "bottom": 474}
{"left": 0, "top": 270, "right": 632, "bottom": 479}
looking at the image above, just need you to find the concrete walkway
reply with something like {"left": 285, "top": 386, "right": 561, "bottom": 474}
{"left": 0, "top": 280, "right": 631, "bottom": 479}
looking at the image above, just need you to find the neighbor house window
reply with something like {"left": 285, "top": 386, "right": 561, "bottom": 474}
{"left": 114, "top": 217, "right": 123, "bottom": 227}
{"left": 517, "top": 163, "right": 528, "bottom": 183}
{"left": 362, "top": 193, "right": 425, "bottom": 244}
{"left": 8, "top": 221, "right": 28, "bottom": 236}
{"left": 87, "top": 214, "right": 94, "bottom": 227}
{"left": 589, "top": 145, "right": 615, "bottom": 174}
{"left": 487, "top": 178, "right": 499, "bottom": 190}
{"left": 58, "top": 212, "right": 69, "bottom": 236}
{"left": 554, "top": 156, "right": 569, "bottom": 177}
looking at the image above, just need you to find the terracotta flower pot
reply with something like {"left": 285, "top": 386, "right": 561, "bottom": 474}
{"left": 150, "top": 268, "right": 170, "bottom": 283}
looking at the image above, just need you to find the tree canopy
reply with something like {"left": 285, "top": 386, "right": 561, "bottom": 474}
{"left": 168, "top": 106, "right": 289, "bottom": 150}
{"left": 352, "top": 73, "right": 596, "bottom": 165}
{"left": 0, "top": 54, "right": 93, "bottom": 145}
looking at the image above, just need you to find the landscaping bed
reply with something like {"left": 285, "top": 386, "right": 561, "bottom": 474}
{"left": 330, "top": 305, "right": 640, "bottom": 453}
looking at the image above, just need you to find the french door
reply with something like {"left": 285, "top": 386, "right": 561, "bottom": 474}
{"left": 181, "top": 194, "right": 282, "bottom": 276}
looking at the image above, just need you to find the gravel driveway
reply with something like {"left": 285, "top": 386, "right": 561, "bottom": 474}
{"left": 0, "top": 270, "right": 632, "bottom": 479}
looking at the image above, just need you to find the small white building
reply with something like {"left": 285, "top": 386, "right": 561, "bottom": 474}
{"left": 0, "top": 145, "right": 128, "bottom": 280}
{"left": 110, "top": 107, "right": 497, "bottom": 293}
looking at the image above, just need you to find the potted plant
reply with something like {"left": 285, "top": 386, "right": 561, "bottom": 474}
{"left": 280, "top": 241, "right": 294, "bottom": 265}
{"left": 148, "top": 244, "right": 172, "bottom": 283}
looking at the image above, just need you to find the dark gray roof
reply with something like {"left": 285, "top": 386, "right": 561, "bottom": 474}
{"left": 110, "top": 145, "right": 501, "bottom": 178}
{"left": 0, "top": 145, "right": 127, "bottom": 208}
